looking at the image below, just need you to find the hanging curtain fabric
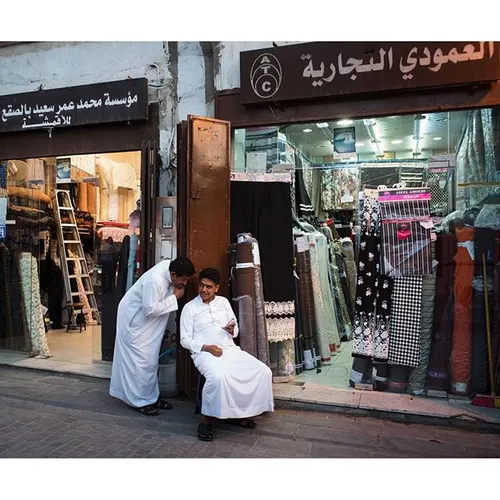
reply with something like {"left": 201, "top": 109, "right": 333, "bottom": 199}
{"left": 427, "top": 234, "right": 457, "bottom": 392}
{"left": 341, "top": 237, "right": 357, "bottom": 311}
{"left": 450, "top": 226, "right": 475, "bottom": 395}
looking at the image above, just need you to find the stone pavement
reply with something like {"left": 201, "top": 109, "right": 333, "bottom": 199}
{"left": 1, "top": 366, "right": 500, "bottom": 459}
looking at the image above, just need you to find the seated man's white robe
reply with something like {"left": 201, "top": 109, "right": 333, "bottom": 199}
{"left": 180, "top": 295, "right": 274, "bottom": 419}
{"left": 110, "top": 259, "right": 178, "bottom": 408}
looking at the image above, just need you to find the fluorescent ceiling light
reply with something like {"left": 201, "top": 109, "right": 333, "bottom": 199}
{"left": 303, "top": 128, "right": 312, "bottom": 133}
{"left": 391, "top": 140, "right": 403, "bottom": 144}
{"left": 433, "top": 136, "right": 442, "bottom": 141}
{"left": 355, "top": 142, "right": 364, "bottom": 147}
{"left": 337, "top": 119, "right": 353, "bottom": 126}
{"left": 316, "top": 122, "right": 329, "bottom": 129}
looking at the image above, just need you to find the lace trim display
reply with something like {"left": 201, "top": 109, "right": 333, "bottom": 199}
{"left": 265, "top": 301, "right": 295, "bottom": 316}
{"left": 266, "top": 317, "right": 296, "bottom": 343}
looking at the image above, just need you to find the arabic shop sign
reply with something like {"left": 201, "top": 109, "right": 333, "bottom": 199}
{"left": 0, "top": 78, "right": 148, "bottom": 133}
{"left": 240, "top": 42, "right": 500, "bottom": 104}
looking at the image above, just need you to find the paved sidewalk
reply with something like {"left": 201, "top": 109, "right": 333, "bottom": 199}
{"left": 1, "top": 366, "right": 500, "bottom": 458}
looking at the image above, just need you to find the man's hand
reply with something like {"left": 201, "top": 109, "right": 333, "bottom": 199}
{"left": 202, "top": 344, "right": 223, "bottom": 357}
{"left": 173, "top": 285, "right": 185, "bottom": 300}
{"left": 222, "top": 319, "right": 236, "bottom": 336}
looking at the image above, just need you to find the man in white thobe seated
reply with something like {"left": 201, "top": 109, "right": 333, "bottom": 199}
{"left": 110, "top": 256, "right": 195, "bottom": 416}
{"left": 180, "top": 268, "right": 274, "bottom": 441}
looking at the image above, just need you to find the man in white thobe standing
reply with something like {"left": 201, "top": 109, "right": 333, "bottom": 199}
{"left": 180, "top": 268, "right": 274, "bottom": 441}
{"left": 110, "top": 256, "right": 195, "bottom": 416}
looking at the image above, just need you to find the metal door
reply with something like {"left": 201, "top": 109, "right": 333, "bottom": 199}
{"left": 176, "top": 115, "right": 231, "bottom": 397}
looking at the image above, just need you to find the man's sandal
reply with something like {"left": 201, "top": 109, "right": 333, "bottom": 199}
{"left": 137, "top": 405, "right": 159, "bottom": 416}
{"left": 198, "top": 423, "right": 213, "bottom": 441}
{"left": 228, "top": 418, "right": 256, "bottom": 429}
{"left": 155, "top": 398, "right": 173, "bottom": 410}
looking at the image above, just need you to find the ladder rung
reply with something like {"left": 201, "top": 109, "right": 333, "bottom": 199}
{"left": 59, "top": 207, "right": 72, "bottom": 211}
{"left": 61, "top": 223, "right": 77, "bottom": 227}
{"left": 68, "top": 274, "right": 90, "bottom": 279}
{"left": 71, "top": 291, "right": 94, "bottom": 296}
{"left": 64, "top": 240, "right": 81, "bottom": 244}
{"left": 67, "top": 257, "right": 86, "bottom": 261}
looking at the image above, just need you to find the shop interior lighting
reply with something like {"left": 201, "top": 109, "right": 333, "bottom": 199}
{"left": 363, "top": 119, "right": 384, "bottom": 157}
{"left": 355, "top": 142, "right": 364, "bottom": 147}
{"left": 316, "top": 122, "right": 330, "bottom": 129}
{"left": 303, "top": 128, "right": 312, "bottom": 133}
{"left": 337, "top": 119, "right": 353, "bottom": 126}
{"left": 391, "top": 140, "right": 403, "bottom": 144}
{"left": 412, "top": 114, "right": 427, "bottom": 156}
{"left": 433, "top": 136, "right": 442, "bottom": 141}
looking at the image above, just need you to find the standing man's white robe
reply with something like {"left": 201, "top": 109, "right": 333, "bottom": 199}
{"left": 110, "top": 259, "right": 178, "bottom": 408}
{"left": 180, "top": 295, "right": 274, "bottom": 419}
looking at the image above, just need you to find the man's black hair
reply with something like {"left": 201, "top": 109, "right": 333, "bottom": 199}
{"left": 169, "top": 257, "right": 195, "bottom": 277}
{"left": 199, "top": 268, "right": 221, "bottom": 285}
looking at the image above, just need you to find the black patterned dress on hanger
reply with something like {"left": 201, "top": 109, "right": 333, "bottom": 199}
{"left": 352, "top": 194, "right": 393, "bottom": 361}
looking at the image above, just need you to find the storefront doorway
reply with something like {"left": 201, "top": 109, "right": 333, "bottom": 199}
{"left": 0, "top": 80, "right": 160, "bottom": 371}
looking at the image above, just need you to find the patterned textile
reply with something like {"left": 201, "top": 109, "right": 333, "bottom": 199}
{"left": 265, "top": 301, "right": 295, "bottom": 343}
{"left": 19, "top": 252, "right": 51, "bottom": 358}
{"left": 295, "top": 155, "right": 317, "bottom": 226}
{"left": 329, "top": 242, "right": 352, "bottom": 339}
{"left": 379, "top": 188, "right": 433, "bottom": 277}
{"left": 388, "top": 277, "right": 423, "bottom": 367}
{"left": 352, "top": 193, "right": 393, "bottom": 361}
{"left": 322, "top": 167, "right": 358, "bottom": 211}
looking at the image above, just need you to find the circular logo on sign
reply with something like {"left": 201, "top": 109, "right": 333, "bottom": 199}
{"left": 250, "top": 53, "right": 282, "bottom": 99}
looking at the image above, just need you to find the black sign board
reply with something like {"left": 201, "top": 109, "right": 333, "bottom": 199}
{"left": 240, "top": 42, "right": 500, "bottom": 104}
{"left": 0, "top": 78, "right": 148, "bottom": 133}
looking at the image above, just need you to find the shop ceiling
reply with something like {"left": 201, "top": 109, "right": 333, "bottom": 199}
{"left": 279, "top": 110, "right": 469, "bottom": 158}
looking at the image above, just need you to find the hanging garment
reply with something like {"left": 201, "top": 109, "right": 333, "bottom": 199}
{"left": 109, "top": 259, "right": 178, "bottom": 408}
{"left": 352, "top": 194, "right": 392, "bottom": 361}
{"left": 332, "top": 241, "right": 354, "bottom": 330}
{"left": 427, "top": 234, "right": 457, "bottom": 392}
{"left": 388, "top": 276, "right": 423, "bottom": 367}
{"left": 180, "top": 295, "right": 274, "bottom": 419}
{"left": 407, "top": 275, "right": 437, "bottom": 395}
{"left": 450, "top": 227, "right": 475, "bottom": 395}
{"left": 379, "top": 188, "right": 433, "bottom": 277}
{"left": 18, "top": 252, "right": 51, "bottom": 358}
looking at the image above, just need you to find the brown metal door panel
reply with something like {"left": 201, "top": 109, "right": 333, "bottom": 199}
{"left": 187, "top": 115, "right": 231, "bottom": 295}
{"left": 176, "top": 115, "right": 231, "bottom": 397}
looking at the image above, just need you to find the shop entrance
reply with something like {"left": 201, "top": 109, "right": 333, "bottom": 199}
{"left": 0, "top": 104, "right": 160, "bottom": 368}
{"left": 228, "top": 106, "right": 500, "bottom": 403}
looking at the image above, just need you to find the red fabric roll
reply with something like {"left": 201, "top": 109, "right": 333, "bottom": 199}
{"left": 450, "top": 227, "right": 475, "bottom": 395}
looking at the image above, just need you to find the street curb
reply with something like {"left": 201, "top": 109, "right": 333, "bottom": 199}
{"left": 274, "top": 398, "right": 500, "bottom": 434}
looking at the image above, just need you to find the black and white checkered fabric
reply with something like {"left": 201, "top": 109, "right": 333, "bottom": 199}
{"left": 388, "top": 276, "right": 423, "bottom": 367}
